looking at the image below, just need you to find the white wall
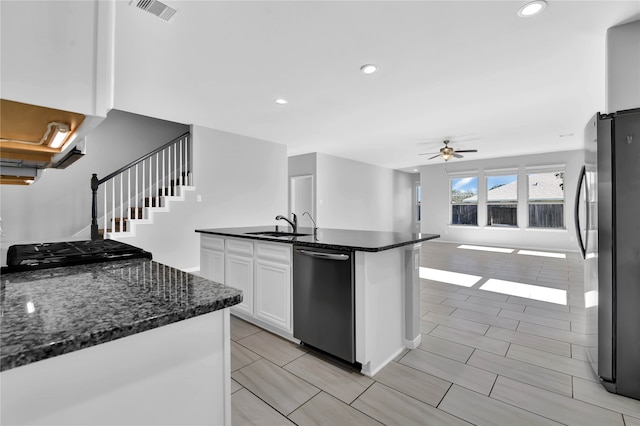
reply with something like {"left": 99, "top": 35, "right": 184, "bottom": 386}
{"left": 112, "top": 189, "right": 201, "bottom": 271}
{"left": 289, "top": 153, "right": 415, "bottom": 233}
{"left": 0, "top": 110, "right": 188, "bottom": 266}
{"left": 107, "top": 125, "right": 288, "bottom": 271}
{"left": 0, "top": 0, "right": 113, "bottom": 116}
{"left": 191, "top": 126, "right": 288, "bottom": 228}
{"left": 394, "top": 172, "right": 418, "bottom": 233}
{"left": 606, "top": 20, "right": 640, "bottom": 112}
{"left": 288, "top": 153, "right": 317, "bottom": 178}
{"left": 419, "top": 150, "right": 584, "bottom": 252}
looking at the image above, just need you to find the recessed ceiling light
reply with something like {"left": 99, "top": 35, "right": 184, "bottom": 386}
{"left": 275, "top": 98, "right": 288, "bottom": 105}
{"left": 360, "top": 64, "right": 378, "bottom": 74}
{"left": 518, "top": 0, "right": 547, "bottom": 17}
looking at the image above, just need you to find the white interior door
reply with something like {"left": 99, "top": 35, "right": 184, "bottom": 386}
{"left": 290, "top": 175, "right": 314, "bottom": 228}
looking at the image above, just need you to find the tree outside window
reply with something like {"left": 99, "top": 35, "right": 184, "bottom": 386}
{"left": 451, "top": 176, "right": 478, "bottom": 225}
{"left": 528, "top": 172, "right": 564, "bottom": 228}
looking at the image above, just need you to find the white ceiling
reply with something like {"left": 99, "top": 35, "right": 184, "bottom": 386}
{"left": 114, "top": 1, "right": 640, "bottom": 171}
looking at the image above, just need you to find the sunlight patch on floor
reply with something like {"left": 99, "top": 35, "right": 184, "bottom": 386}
{"left": 458, "top": 244, "right": 514, "bottom": 253}
{"left": 419, "top": 267, "right": 482, "bottom": 287}
{"left": 480, "top": 278, "right": 567, "bottom": 305}
{"left": 517, "top": 249, "right": 566, "bottom": 259}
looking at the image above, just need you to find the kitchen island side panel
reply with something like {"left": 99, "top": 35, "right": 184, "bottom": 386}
{"left": 355, "top": 247, "right": 406, "bottom": 377}
{"left": 1, "top": 310, "right": 231, "bottom": 426}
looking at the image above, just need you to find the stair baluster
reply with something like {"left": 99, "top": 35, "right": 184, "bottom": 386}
{"left": 90, "top": 132, "right": 191, "bottom": 239}
{"left": 179, "top": 140, "right": 183, "bottom": 186}
{"left": 135, "top": 164, "right": 139, "bottom": 221}
{"left": 103, "top": 184, "right": 107, "bottom": 235}
{"left": 161, "top": 149, "right": 165, "bottom": 200}
{"left": 120, "top": 172, "right": 124, "bottom": 231}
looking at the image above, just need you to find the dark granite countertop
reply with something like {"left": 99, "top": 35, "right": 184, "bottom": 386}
{"left": 0, "top": 258, "right": 242, "bottom": 372}
{"left": 196, "top": 226, "right": 440, "bottom": 252}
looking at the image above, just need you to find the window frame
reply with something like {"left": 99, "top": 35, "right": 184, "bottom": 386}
{"left": 526, "top": 168, "right": 566, "bottom": 229}
{"left": 450, "top": 174, "right": 479, "bottom": 226}
{"left": 485, "top": 170, "right": 518, "bottom": 227}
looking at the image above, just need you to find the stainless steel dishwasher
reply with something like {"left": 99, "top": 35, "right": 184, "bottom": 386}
{"left": 293, "top": 246, "right": 355, "bottom": 363}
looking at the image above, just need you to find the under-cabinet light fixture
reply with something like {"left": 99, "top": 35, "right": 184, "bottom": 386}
{"left": 50, "top": 125, "right": 70, "bottom": 149}
{"left": 40, "top": 122, "right": 71, "bottom": 149}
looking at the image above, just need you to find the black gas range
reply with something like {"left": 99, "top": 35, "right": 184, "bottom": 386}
{"left": 2, "top": 240, "right": 152, "bottom": 273}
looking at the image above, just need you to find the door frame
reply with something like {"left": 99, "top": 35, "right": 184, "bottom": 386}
{"left": 289, "top": 174, "right": 315, "bottom": 226}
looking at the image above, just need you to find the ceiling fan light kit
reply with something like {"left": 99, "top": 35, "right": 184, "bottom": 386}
{"left": 419, "top": 140, "right": 478, "bottom": 162}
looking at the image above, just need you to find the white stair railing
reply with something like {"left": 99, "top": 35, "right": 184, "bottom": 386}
{"left": 91, "top": 133, "right": 191, "bottom": 239}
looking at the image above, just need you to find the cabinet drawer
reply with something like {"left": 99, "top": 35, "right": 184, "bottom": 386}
{"left": 201, "top": 235, "right": 225, "bottom": 251}
{"left": 226, "top": 238, "right": 254, "bottom": 256}
{"left": 256, "top": 242, "right": 291, "bottom": 264}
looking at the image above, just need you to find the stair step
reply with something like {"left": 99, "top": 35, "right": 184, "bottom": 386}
{"left": 113, "top": 217, "right": 127, "bottom": 232}
{"left": 158, "top": 186, "right": 176, "bottom": 196}
{"left": 96, "top": 173, "right": 192, "bottom": 238}
{"left": 130, "top": 207, "right": 143, "bottom": 219}
{"left": 175, "top": 172, "right": 190, "bottom": 186}
{"left": 144, "top": 197, "right": 162, "bottom": 207}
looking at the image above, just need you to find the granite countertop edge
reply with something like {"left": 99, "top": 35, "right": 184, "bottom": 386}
{"left": 196, "top": 227, "right": 440, "bottom": 252}
{"left": 0, "top": 293, "right": 242, "bottom": 372}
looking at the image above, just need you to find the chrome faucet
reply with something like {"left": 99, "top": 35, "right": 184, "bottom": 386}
{"left": 303, "top": 211, "right": 318, "bottom": 238}
{"left": 302, "top": 211, "right": 317, "bottom": 229}
{"left": 275, "top": 213, "right": 297, "bottom": 233}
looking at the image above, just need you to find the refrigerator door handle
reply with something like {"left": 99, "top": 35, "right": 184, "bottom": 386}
{"left": 574, "top": 165, "right": 588, "bottom": 259}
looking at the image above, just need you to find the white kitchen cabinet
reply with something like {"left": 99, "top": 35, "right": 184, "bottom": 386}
{"left": 200, "top": 235, "right": 225, "bottom": 283}
{"left": 225, "top": 239, "right": 254, "bottom": 316}
{"left": 199, "top": 235, "right": 293, "bottom": 337}
{"left": 254, "top": 242, "right": 292, "bottom": 332}
{"left": 201, "top": 249, "right": 225, "bottom": 283}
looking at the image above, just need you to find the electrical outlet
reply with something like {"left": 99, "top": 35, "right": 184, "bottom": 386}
{"left": 197, "top": 194, "right": 202, "bottom": 202}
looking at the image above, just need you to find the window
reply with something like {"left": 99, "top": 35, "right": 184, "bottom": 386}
{"left": 528, "top": 171, "right": 564, "bottom": 228}
{"left": 486, "top": 174, "right": 518, "bottom": 226}
{"left": 451, "top": 176, "right": 478, "bottom": 225}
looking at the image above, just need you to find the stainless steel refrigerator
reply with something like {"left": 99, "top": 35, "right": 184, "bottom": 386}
{"left": 577, "top": 107, "right": 640, "bottom": 400}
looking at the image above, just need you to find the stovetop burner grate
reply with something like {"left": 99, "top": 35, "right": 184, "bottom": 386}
{"left": 4, "top": 240, "right": 152, "bottom": 272}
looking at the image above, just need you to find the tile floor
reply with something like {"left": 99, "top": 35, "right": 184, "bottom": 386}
{"left": 230, "top": 241, "right": 640, "bottom": 425}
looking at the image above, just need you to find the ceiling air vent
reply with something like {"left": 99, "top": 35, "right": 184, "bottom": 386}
{"left": 133, "top": 0, "right": 178, "bottom": 22}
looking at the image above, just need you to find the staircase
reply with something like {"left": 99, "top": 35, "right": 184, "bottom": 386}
{"left": 91, "top": 133, "right": 193, "bottom": 240}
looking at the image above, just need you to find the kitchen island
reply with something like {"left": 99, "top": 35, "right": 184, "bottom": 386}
{"left": 1, "top": 257, "right": 242, "bottom": 425}
{"left": 196, "top": 226, "right": 439, "bottom": 376}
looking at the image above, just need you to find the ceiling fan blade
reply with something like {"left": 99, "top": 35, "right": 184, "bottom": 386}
{"left": 427, "top": 154, "right": 441, "bottom": 160}
{"left": 418, "top": 152, "right": 439, "bottom": 156}
{"left": 453, "top": 153, "right": 464, "bottom": 158}
{"left": 454, "top": 149, "right": 478, "bottom": 153}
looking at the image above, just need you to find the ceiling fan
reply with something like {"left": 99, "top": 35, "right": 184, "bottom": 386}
{"left": 419, "top": 140, "right": 478, "bottom": 161}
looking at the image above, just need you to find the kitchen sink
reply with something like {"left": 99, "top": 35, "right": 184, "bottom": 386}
{"left": 245, "top": 231, "right": 311, "bottom": 238}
